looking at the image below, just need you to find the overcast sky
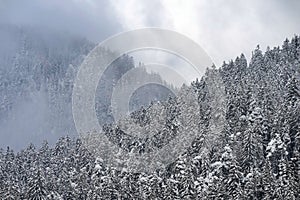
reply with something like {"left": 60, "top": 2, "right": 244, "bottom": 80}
{"left": 1, "top": 0, "right": 300, "bottom": 66}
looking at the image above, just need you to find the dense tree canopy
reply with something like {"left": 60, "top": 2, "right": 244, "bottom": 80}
{"left": 0, "top": 34, "right": 299, "bottom": 199}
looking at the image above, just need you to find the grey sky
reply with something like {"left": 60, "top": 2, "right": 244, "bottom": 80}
{"left": 0, "top": 0, "right": 121, "bottom": 41}
{"left": 1, "top": 0, "right": 300, "bottom": 66}
{"left": 111, "top": 0, "right": 300, "bottom": 65}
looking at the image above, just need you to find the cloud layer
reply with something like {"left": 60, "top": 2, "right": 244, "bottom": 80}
{"left": 110, "top": 0, "right": 300, "bottom": 66}
{"left": 0, "top": 0, "right": 121, "bottom": 41}
{"left": 1, "top": 0, "right": 299, "bottom": 65}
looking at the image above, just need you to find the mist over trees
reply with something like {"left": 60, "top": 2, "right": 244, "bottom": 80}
{"left": 0, "top": 25, "right": 173, "bottom": 150}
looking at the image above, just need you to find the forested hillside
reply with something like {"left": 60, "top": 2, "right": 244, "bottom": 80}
{"left": 0, "top": 35, "right": 299, "bottom": 199}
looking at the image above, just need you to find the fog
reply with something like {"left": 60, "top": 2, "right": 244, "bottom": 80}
{"left": 1, "top": 0, "right": 300, "bottom": 65}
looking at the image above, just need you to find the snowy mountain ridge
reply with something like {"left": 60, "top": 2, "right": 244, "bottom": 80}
{"left": 0, "top": 33, "right": 299, "bottom": 199}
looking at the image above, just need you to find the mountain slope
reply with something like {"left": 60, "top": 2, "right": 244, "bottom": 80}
{"left": 0, "top": 35, "right": 299, "bottom": 199}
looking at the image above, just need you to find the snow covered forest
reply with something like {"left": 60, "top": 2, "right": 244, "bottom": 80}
{"left": 0, "top": 25, "right": 300, "bottom": 199}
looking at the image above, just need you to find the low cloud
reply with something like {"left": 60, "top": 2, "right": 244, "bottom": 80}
{"left": 109, "top": 0, "right": 300, "bottom": 66}
{"left": 0, "top": 0, "right": 122, "bottom": 41}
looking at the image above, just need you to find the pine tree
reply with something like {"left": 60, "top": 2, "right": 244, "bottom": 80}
{"left": 27, "top": 169, "right": 48, "bottom": 200}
